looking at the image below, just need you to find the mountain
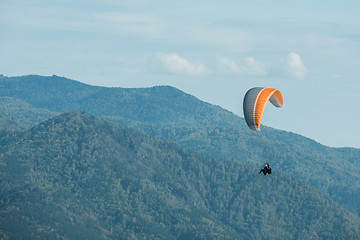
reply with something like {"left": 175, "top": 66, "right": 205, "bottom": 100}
{"left": 1, "top": 74, "right": 360, "bottom": 218}
{"left": 1, "top": 111, "right": 359, "bottom": 239}
{"left": 0, "top": 115, "right": 25, "bottom": 132}
{"left": 0, "top": 96, "right": 58, "bottom": 128}
{"left": 0, "top": 75, "right": 238, "bottom": 127}
{"left": 141, "top": 125, "right": 360, "bottom": 217}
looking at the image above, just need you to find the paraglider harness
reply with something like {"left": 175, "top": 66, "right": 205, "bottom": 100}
{"left": 259, "top": 162, "right": 272, "bottom": 175}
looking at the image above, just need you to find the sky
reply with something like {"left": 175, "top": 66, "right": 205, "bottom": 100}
{"left": 1, "top": 0, "right": 360, "bottom": 148}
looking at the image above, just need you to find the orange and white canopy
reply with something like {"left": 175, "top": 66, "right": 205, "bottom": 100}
{"left": 243, "top": 87, "right": 283, "bottom": 131}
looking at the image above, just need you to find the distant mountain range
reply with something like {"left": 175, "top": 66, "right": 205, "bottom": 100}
{"left": 0, "top": 74, "right": 238, "bottom": 127}
{"left": 1, "top": 74, "right": 360, "bottom": 239}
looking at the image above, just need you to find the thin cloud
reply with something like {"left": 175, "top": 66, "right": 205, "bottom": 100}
{"left": 218, "top": 57, "right": 266, "bottom": 76}
{"left": 218, "top": 58, "right": 241, "bottom": 74}
{"left": 93, "top": 12, "right": 165, "bottom": 34}
{"left": 286, "top": 52, "right": 307, "bottom": 79}
{"left": 150, "top": 53, "right": 208, "bottom": 76}
{"left": 244, "top": 57, "right": 267, "bottom": 76}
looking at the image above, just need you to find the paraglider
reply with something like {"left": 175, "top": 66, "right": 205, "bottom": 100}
{"left": 243, "top": 87, "right": 283, "bottom": 131}
{"left": 243, "top": 87, "right": 283, "bottom": 176}
{"left": 259, "top": 162, "right": 272, "bottom": 175}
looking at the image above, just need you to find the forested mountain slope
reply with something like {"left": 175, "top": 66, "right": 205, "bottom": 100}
{"left": 0, "top": 96, "right": 57, "bottom": 127}
{"left": 1, "top": 111, "right": 359, "bottom": 239}
{"left": 1, "top": 74, "right": 359, "bottom": 218}
{"left": 0, "top": 75, "right": 238, "bottom": 127}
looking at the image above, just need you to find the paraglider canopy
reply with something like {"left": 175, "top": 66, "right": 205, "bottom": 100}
{"left": 243, "top": 87, "right": 283, "bottom": 131}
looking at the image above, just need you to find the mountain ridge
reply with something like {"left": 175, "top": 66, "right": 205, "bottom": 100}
{"left": 1, "top": 111, "right": 359, "bottom": 239}
{"left": 1, "top": 74, "right": 360, "bottom": 218}
{"left": 0, "top": 75, "right": 239, "bottom": 127}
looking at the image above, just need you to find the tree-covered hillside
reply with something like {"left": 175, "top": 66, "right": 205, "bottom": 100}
{"left": 139, "top": 125, "right": 360, "bottom": 217}
{"left": 0, "top": 97, "right": 58, "bottom": 127}
{"left": 1, "top": 74, "right": 360, "bottom": 218}
{"left": 0, "top": 75, "right": 238, "bottom": 127}
{"left": 1, "top": 111, "right": 359, "bottom": 239}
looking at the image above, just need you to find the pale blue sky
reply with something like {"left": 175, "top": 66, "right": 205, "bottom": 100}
{"left": 1, "top": 0, "right": 360, "bottom": 148}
